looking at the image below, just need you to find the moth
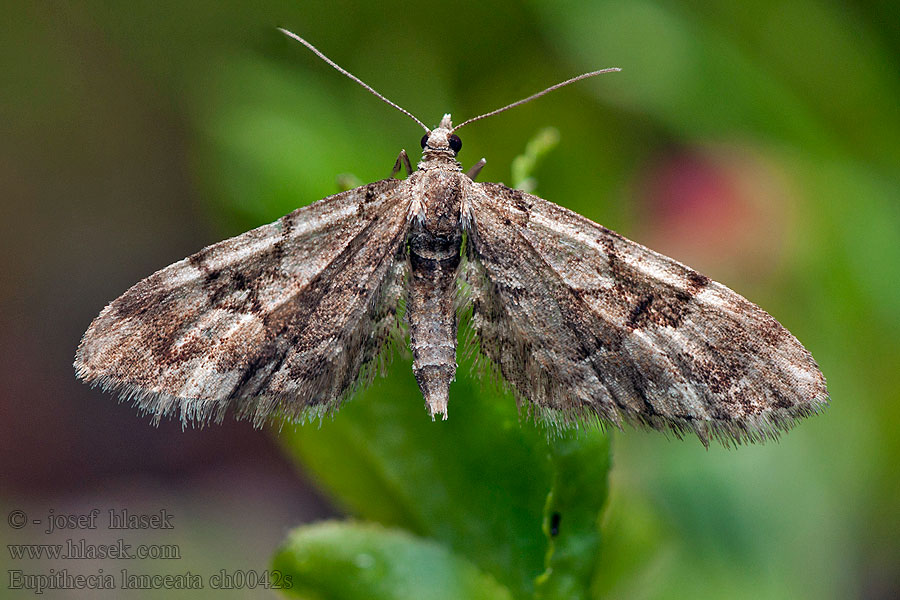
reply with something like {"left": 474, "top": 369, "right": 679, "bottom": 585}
{"left": 75, "top": 29, "right": 828, "bottom": 445}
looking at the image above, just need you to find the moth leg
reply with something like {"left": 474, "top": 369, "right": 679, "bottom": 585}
{"left": 465, "top": 158, "right": 487, "bottom": 181}
{"left": 391, "top": 149, "right": 413, "bottom": 178}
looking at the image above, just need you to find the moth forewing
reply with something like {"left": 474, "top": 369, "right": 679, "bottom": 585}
{"left": 75, "top": 180, "right": 412, "bottom": 425}
{"left": 462, "top": 182, "right": 828, "bottom": 445}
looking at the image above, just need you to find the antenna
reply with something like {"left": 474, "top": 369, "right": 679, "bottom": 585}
{"left": 278, "top": 27, "right": 430, "bottom": 132}
{"left": 278, "top": 28, "right": 620, "bottom": 134}
{"left": 452, "top": 68, "right": 621, "bottom": 131}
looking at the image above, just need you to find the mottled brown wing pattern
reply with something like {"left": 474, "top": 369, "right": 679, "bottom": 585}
{"left": 463, "top": 183, "right": 828, "bottom": 445}
{"left": 75, "top": 179, "right": 410, "bottom": 425}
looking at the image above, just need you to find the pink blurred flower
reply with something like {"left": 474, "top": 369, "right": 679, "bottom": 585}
{"left": 633, "top": 144, "right": 794, "bottom": 288}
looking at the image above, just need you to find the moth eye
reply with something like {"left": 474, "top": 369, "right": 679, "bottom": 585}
{"left": 420, "top": 134, "right": 429, "bottom": 149}
{"left": 448, "top": 134, "right": 462, "bottom": 154}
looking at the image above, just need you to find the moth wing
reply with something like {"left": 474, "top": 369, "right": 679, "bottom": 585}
{"left": 463, "top": 182, "right": 828, "bottom": 445}
{"left": 75, "top": 179, "right": 411, "bottom": 425}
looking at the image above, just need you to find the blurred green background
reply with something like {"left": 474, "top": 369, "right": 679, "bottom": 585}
{"left": 2, "top": 1, "right": 898, "bottom": 598}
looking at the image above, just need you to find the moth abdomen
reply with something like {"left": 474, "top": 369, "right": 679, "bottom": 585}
{"left": 406, "top": 171, "right": 464, "bottom": 418}
{"left": 407, "top": 243, "right": 462, "bottom": 419}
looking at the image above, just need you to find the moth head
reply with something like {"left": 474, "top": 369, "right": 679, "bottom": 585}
{"left": 421, "top": 114, "right": 462, "bottom": 156}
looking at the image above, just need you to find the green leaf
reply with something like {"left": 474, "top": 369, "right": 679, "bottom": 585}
{"left": 535, "top": 433, "right": 611, "bottom": 599}
{"left": 278, "top": 365, "right": 612, "bottom": 598}
{"left": 273, "top": 521, "right": 512, "bottom": 600}
{"left": 511, "top": 127, "right": 561, "bottom": 192}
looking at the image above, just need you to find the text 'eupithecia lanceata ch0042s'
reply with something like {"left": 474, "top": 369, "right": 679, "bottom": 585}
{"left": 75, "top": 29, "right": 828, "bottom": 446}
